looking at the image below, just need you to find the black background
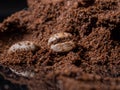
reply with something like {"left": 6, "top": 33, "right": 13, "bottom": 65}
{"left": 0, "top": 0, "right": 28, "bottom": 22}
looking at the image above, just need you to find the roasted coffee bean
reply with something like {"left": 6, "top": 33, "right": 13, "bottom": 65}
{"left": 10, "top": 68, "right": 34, "bottom": 78}
{"left": 48, "top": 32, "right": 76, "bottom": 52}
{"left": 8, "top": 41, "right": 39, "bottom": 53}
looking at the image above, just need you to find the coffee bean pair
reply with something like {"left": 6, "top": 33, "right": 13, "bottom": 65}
{"left": 8, "top": 32, "right": 76, "bottom": 53}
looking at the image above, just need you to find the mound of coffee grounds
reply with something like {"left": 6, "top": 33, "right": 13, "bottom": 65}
{"left": 0, "top": 0, "right": 120, "bottom": 90}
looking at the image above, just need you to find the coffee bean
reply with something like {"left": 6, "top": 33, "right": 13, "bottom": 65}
{"left": 8, "top": 41, "right": 39, "bottom": 53}
{"left": 10, "top": 68, "right": 34, "bottom": 78}
{"left": 48, "top": 32, "right": 76, "bottom": 52}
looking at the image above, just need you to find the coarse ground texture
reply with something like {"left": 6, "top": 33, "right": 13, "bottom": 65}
{"left": 0, "top": 0, "right": 120, "bottom": 90}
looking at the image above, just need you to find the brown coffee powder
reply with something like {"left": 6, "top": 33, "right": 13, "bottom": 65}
{"left": 0, "top": 0, "right": 120, "bottom": 90}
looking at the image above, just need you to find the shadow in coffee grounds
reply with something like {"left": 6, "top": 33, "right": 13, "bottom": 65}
{"left": 0, "top": 0, "right": 28, "bottom": 22}
{"left": 0, "top": 74, "right": 28, "bottom": 90}
{"left": 111, "top": 26, "right": 120, "bottom": 41}
{"left": 0, "top": 64, "right": 28, "bottom": 90}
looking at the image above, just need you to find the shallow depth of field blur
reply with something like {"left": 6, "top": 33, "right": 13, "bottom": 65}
{"left": 0, "top": 0, "right": 28, "bottom": 22}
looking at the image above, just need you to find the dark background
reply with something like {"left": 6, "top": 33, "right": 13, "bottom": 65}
{"left": 0, "top": 0, "right": 28, "bottom": 22}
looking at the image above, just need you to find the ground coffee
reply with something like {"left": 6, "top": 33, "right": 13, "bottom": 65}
{"left": 0, "top": 0, "right": 120, "bottom": 90}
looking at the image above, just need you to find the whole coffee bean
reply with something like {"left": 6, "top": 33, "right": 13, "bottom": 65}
{"left": 48, "top": 32, "right": 76, "bottom": 52}
{"left": 8, "top": 41, "right": 39, "bottom": 53}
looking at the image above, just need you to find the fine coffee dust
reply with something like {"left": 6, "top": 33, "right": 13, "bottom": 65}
{"left": 0, "top": 0, "right": 120, "bottom": 90}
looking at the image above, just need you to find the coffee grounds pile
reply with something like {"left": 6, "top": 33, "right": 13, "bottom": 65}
{"left": 0, "top": 0, "right": 120, "bottom": 90}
